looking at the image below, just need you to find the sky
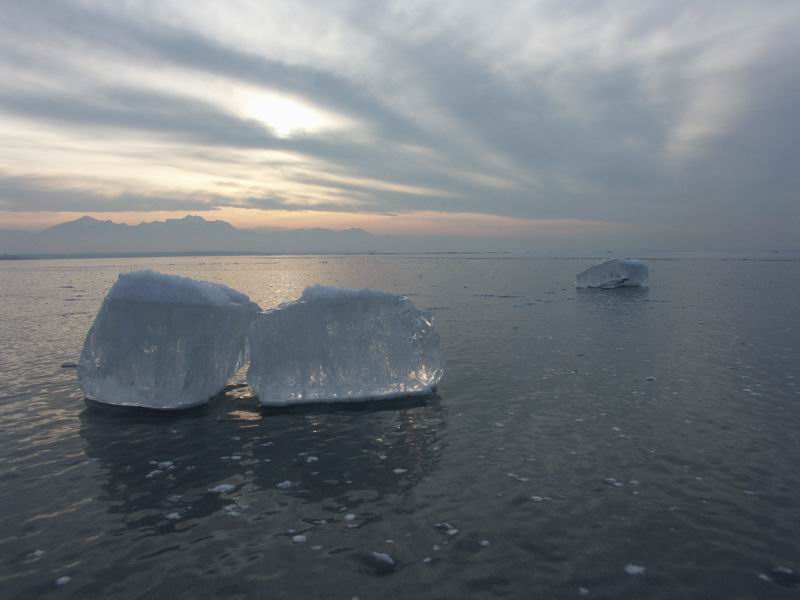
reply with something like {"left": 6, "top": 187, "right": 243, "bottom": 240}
{"left": 0, "top": 0, "right": 798, "bottom": 250}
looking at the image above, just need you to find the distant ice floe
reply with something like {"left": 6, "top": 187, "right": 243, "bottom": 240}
{"left": 78, "top": 270, "right": 260, "bottom": 409}
{"left": 575, "top": 259, "right": 648, "bottom": 289}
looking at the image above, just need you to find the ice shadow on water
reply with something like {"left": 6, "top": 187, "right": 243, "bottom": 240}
{"left": 79, "top": 384, "right": 446, "bottom": 533}
{"left": 256, "top": 393, "right": 436, "bottom": 416}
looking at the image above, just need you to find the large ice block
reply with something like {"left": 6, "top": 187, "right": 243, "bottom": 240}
{"left": 247, "top": 285, "right": 443, "bottom": 406}
{"left": 78, "top": 271, "right": 260, "bottom": 409}
{"left": 575, "top": 259, "right": 648, "bottom": 289}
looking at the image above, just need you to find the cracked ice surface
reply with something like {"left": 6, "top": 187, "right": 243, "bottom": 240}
{"left": 78, "top": 271, "right": 260, "bottom": 409}
{"left": 575, "top": 259, "right": 648, "bottom": 289}
{"left": 248, "top": 285, "right": 443, "bottom": 406}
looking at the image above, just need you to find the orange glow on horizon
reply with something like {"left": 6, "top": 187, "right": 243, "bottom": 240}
{"left": 0, "top": 208, "right": 627, "bottom": 238}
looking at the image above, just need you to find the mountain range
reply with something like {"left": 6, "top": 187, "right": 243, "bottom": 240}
{"left": 0, "top": 215, "right": 381, "bottom": 256}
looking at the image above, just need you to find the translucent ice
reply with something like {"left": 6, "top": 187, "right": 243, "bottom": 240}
{"left": 247, "top": 285, "right": 443, "bottom": 406}
{"left": 575, "top": 259, "right": 648, "bottom": 289}
{"left": 78, "top": 271, "right": 260, "bottom": 409}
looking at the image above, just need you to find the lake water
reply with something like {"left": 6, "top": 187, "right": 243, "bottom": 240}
{"left": 1, "top": 255, "right": 799, "bottom": 599}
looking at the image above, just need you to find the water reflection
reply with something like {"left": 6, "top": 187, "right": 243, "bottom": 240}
{"left": 79, "top": 386, "right": 446, "bottom": 534}
{"left": 575, "top": 286, "right": 650, "bottom": 311}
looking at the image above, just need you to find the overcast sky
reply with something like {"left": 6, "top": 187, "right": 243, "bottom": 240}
{"left": 0, "top": 1, "right": 798, "bottom": 249}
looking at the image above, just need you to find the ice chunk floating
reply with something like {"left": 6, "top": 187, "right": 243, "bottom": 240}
{"left": 248, "top": 285, "right": 443, "bottom": 406}
{"left": 575, "top": 259, "right": 648, "bottom": 289}
{"left": 78, "top": 271, "right": 260, "bottom": 409}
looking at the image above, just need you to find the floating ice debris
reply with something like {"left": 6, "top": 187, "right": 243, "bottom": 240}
{"left": 276, "top": 480, "right": 294, "bottom": 489}
{"left": 78, "top": 271, "right": 260, "bottom": 409}
{"left": 311, "top": 545, "right": 323, "bottom": 551}
{"left": 507, "top": 473, "right": 529, "bottom": 482}
{"left": 371, "top": 552, "right": 394, "bottom": 566}
{"left": 579, "top": 587, "right": 589, "bottom": 596}
{"left": 480, "top": 540, "right": 491, "bottom": 547}
{"left": 209, "top": 483, "right": 236, "bottom": 493}
{"left": 434, "top": 522, "right": 459, "bottom": 536}
{"left": 145, "top": 470, "right": 162, "bottom": 479}
{"left": 433, "top": 544, "right": 441, "bottom": 551}
{"left": 55, "top": 576, "right": 71, "bottom": 586}
{"left": 344, "top": 513, "right": 357, "bottom": 522}
{"left": 60, "top": 362, "right": 78, "bottom": 369}
{"left": 165, "top": 512, "right": 180, "bottom": 520}
{"left": 306, "top": 456, "right": 319, "bottom": 463}
{"left": 247, "top": 285, "right": 443, "bottom": 406}
{"left": 292, "top": 535, "right": 307, "bottom": 543}
{"left": 30, "top": 550, "right": 45, "bottom": 560}
{"left": 645, "top": 376, "right": 657, "bottom": 381}
{"left": 422, "top": 556, "right": 432, "bottom": 564}
{"left": 530, "top": 495, "right": 546, "bottom": 502}
{"left": 624, "top": 564, "right": 646, "bottom": 575}
{"left": 393, "top": 468, "right": 408, "bottom": 474}
{"left": 157, "top": 461, "right": 174, "bottom": 470}
{"left": 603, "top": 478, "right": 624, "bottom": 488}
{"left": 575, "top": 259, "right": 648, "bottom": 289}
{"left": 769, "top": 566, "right": 800, "bottom": 587}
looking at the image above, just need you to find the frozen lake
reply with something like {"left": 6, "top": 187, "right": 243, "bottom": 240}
{"left": 1, "top": 254, "right": 799, "bottom": 598}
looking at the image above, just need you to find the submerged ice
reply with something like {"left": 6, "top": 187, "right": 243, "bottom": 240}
{"left": 575, "top": 259, "right": 648, "bottom": 289}
{"left": 78, "top": 271, "right": 260, "bottom": 409}
{"left": 247, "top": 285, "right": 443, "bottom": 406}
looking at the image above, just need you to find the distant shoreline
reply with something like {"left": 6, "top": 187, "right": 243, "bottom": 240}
{"left": 0, "top": 250, "right": 512, "bottom": 260}
{"left": 2, "top": 251, "right": 797, "bottom": 262}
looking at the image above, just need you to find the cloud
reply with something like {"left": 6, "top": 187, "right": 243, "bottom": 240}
{"left": 0, "top": 0, "right": 798, "bottom": 247}
{"left": 0, "top": 173, "right": 221, "bottom": 213}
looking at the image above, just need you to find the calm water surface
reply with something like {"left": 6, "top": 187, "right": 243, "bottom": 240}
{"left": 1, "top": 255, "right": 799, "bottom": 599}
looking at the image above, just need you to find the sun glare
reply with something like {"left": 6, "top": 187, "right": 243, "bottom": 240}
{"left": 237, "top": 91, "right": 346, "bottom": 138}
